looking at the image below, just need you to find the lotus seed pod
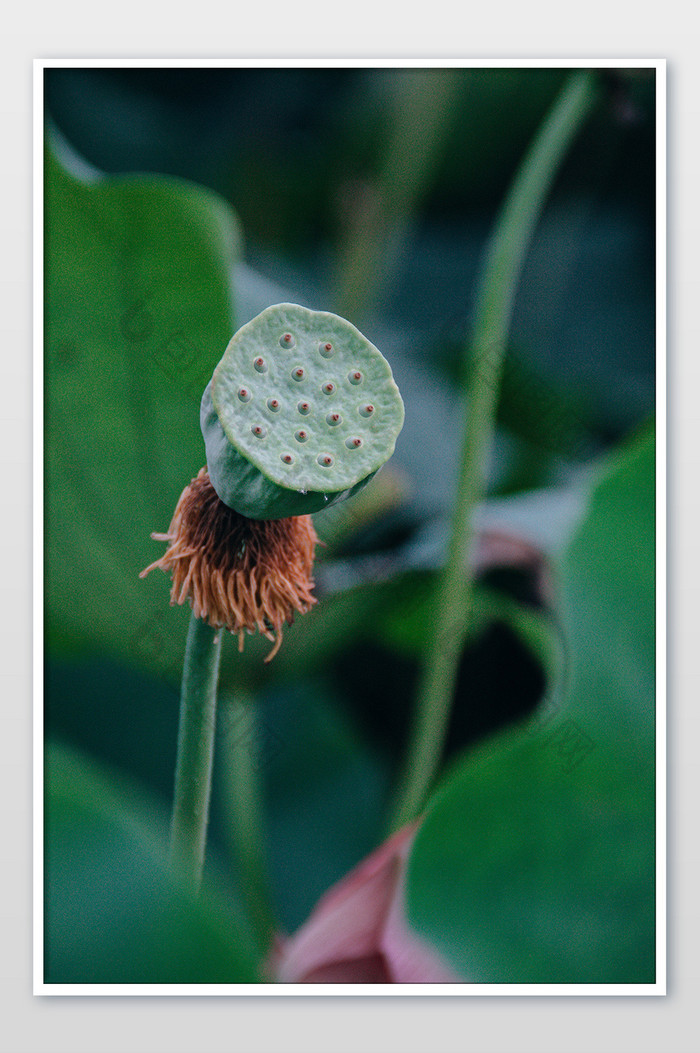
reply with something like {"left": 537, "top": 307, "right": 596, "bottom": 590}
{"left": 201, "top": 303, "right": 405, "bottom": 519}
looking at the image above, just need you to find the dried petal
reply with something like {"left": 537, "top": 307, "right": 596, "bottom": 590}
{"left": 140, "top": 468, "right": 318, "bottom": 661}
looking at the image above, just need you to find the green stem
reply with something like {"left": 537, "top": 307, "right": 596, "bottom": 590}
{"left": 220, "top": 694, "right": 278, "bottom": 953}
{"left": 389, "top": 70, "right": 599, "bottom": 833}
{"left": 169, "top": 612, "right": 223, "bottom": 888}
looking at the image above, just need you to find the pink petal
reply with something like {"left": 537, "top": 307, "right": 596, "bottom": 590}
{"left": 299, "top": 955, "right": 393, "bottom": 983}
{"left": 380, "top": 832, "right": 462, "bottom": 983}
{"left": 274, "top": 825, "right": 416, "bottom": 984}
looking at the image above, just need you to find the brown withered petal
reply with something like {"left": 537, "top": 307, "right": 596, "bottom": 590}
{"left": 140, "top": 468, "right": 318, "bottom": 661}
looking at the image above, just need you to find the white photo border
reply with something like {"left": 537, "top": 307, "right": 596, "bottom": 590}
{"left": 33, "top": 56, "right": 666, "bottom": 998}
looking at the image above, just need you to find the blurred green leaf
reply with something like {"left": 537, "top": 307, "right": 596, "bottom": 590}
{"left": 44, "top": 742, "right": 261, "bottom": 983}
{"left": 43, "top": 141, "right": 409, "bottom": 695}
{"left": 45, "top": 140, "right": 241, "bottom": 681}
{"left": 405, "top": 425, "right": 656, "bottom": 983}
{"left": 270, "top": 579, "right": 388, "bottom": 681}
{"left": 222, "top": 679, "right": 391, "bottom": 933}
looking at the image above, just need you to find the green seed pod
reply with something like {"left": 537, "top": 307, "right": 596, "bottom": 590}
{"left": 201, "top": 303, "right": 405, "bottom": 519}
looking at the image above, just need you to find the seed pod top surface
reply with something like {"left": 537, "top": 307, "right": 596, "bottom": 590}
{"left": 202, "top": 303, "right": 404, "bottom": 519}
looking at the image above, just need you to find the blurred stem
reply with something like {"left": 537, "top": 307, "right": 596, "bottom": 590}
{"left": 388, "top": 70, "right": 599, "bottom": 833}
{"left": 221, "top": 693, "right": 278, "bottom": 954}
{"left": 335, "top": 69, "right": 461, "bottom": 319}
{"left": 169, "top": 613, "right": 222, "bottom": 889}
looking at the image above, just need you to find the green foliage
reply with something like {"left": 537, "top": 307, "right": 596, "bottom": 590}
{"left": 44, "top": 140, "right": 241, "bottom": 680}
{"left": 405, "top": 426, "right": 656, "bottom": 983}
{"left": 217, "top": 679, "right": 391, "bottom": 932}
{"left": 44, "top": 743, "right": 260, "bottom": 983}
{"left": 43, "top": 145, "right": 406, "bottom": 686}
